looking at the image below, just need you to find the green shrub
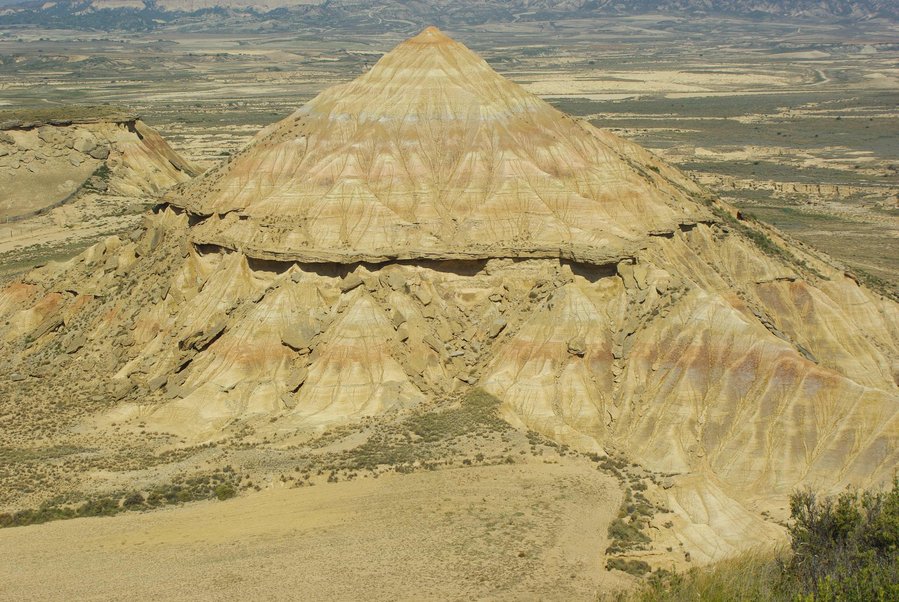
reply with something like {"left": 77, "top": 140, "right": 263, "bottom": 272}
{"left": 0, "top": 470, "right": 243, "bottom": 529}
{"left": 630, "top": 478, "right": 899, "bottom": 601}
{"left": 123, "top": 492, "right": 145, "bottom": 507}
{"left": 607, "top": 558, "right": 652, "bottom": 577}
{"left": 214, "top": 483, "right": 236, "bottom": 501}
{"left": 786, "top": 478, "right": 899, "bottom": 601}
{"left": 608, "top": 518, "right": 651, "bottom": 546}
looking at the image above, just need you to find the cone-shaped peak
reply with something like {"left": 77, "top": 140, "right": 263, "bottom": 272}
{"left": 323, "top": 24, "right": 525, "bottom": 121}
{"left": 172, "top": 30, "right": 707, "bottom": 264}
{"left": 405, "top": 26, "right": 455, "bottom": 45}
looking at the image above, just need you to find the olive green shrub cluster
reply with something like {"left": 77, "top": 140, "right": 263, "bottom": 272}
{"left": 634, "top": 478, "right": 899, "bottom": 602}
{"left": 0, "top": 468, "right": 241, "bottom": 528}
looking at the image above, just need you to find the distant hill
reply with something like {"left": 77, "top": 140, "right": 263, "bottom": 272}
{"left": 0, "top": 0, "right": 895, "bottom": 32}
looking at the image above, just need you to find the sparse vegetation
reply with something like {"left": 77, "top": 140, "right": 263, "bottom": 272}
{"left": 607, "top": 517, "right": 651, "bottom": 550}
{"left": 631, "top": 479, "right": 899, "bottom": 601}
{"left": 92, "top": 163, "right": 113, "bottom": 183}
{"left": 604, "top": 484, "right": 658, "bottom": 559}
{"left": 702, "top": 199, "right": 830, "bottom": 280}
{"left": 0, "top": 468, "right": 242, "bottom": 528}
{"left": 331, "top": 388, "right": 512, "bottom": 473}
{"left": 707, "top": 201, "right": 788, "bottom": 259}
{"left": 852, "top": 267, "right": 898, "bottom": 302}
{"left": 607, "top": 557, "right": 652, "bottom": 577}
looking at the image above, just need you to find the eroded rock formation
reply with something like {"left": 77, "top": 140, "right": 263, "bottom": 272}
{"left": 1, "top": 27, "right": 896, "bottom": 563}
{"left": 0, "top": 112, "right": 198, "bottom": 220}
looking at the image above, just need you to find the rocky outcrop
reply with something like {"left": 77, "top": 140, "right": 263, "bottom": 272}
{"left": 0, "top": 114, "right": 199, "bottom": 220}
{"left": 697, "top": 173, "right": 898, "bottom": 202}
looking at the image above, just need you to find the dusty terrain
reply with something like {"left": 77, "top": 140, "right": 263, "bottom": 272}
{"left": 0, "top": 109, "right": 199, "bottom": 279}
{"left": 0, "top": 18, "right": 896, "bottom": 602}
{"left": 0, "top": 462, "right": 631, "bottom": 601}
{"left": 0, "top": 107, "right": 196, "bottom": 219}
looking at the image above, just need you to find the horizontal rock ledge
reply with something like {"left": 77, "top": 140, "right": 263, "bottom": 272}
{"left": 185, "top": 237, "right": 641, "bottom": 268}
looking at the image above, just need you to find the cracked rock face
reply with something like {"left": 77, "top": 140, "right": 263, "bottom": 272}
{"left": 0, "top": 28, "right": 897, "bottom": 563}
{"left": 0, "top": 119, "right": 199, "bottom": 220}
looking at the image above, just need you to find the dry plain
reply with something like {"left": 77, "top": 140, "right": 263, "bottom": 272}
{"left": 0, "top": 462, "right": 632, "bottom": 601}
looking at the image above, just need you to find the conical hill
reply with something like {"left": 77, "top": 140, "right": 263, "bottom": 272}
{"left": 173, "top": 26, "right": 705, "bottom": 263}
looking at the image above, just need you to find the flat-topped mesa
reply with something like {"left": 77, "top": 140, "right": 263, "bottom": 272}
{"left": 170, "top": 28, "right": 706, "bottom": 264}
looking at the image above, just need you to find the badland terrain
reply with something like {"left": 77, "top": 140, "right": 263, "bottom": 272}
{"left": 0, "top": 8, "right": 896, "bottom": 601}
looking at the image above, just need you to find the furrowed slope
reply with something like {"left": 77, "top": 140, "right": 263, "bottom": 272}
{"left": 0, "top": 28, "right": 896, "bottom": 566}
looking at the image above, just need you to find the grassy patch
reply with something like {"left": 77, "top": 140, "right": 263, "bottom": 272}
{"left": 338, "top": 388, "right": 511, "bottom": 472}
{"left": 634, "top": 550, "right": 787, "bottom": 601}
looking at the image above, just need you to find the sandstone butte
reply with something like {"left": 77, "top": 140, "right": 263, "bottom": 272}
{"left": 0, "top": 27, "right": 897, "bottom": 562}
{"left": 0, "top": 113, "right": 198, "bottom": 220}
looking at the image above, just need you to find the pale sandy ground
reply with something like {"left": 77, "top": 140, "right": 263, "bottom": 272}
{"left": 0, "top": 209, "right": 136, "bottom": 255}
{"left": 0, "top": 194, "right": 145, "bottom": 279}
{"left": 522, "top": 68, "right": 798, "bottom": 98}
{"left": 0, "top": 462, "right": 631, "bottom": 601}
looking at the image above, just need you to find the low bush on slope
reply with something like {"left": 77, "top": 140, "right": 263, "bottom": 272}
{"left": 631, "top": 478, "right": 899, "bottom": 601}
{"left": 785, "top": 478, "right": 899, "bottom": 601}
